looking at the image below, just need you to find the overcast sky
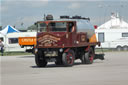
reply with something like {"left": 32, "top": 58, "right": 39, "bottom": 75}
{"left": 0, "top": 0, "right": 128, "bottom": 29}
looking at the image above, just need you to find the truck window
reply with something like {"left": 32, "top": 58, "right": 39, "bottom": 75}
{"left": 48, "top": 22, "right": 67, "bottom": 32}
{"left": 69, "top": 22, "right": 75, "bottom": 32}
{"left": 38, "top": 23, "right": 47, "bottom": 32}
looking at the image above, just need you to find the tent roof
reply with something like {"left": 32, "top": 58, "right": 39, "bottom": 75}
{"left": 98, "top": 13, "right": 128, "bottom": 29}
{"left": 0, "top": 25, "right": 20, "bottom": 35}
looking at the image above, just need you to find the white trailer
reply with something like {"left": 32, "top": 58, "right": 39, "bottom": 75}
{"left": 0, "top": 32, "right": 36, "bottom": 52}
{"left": 95, "top": 28, "right": 128, "bottom": 51}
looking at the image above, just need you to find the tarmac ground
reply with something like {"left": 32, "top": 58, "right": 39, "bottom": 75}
{"left": 1, "top": 52, "right": 128, "bottom": 85}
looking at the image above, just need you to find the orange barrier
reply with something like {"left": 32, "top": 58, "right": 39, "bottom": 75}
{"left": 19, "top": 37, "right": 36, "bottom": 46}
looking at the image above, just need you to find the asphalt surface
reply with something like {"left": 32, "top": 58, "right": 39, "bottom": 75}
{"left": 1, "top": 52, "right": 128, "bottom": 85}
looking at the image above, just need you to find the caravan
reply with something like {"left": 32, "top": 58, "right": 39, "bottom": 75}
{"left": 0, "top": 32, "right": 36, "bottom": 52}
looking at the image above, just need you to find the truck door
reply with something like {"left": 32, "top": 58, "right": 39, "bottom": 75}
{"left": 68, "top": 22, "right": 77, "bottom": 46}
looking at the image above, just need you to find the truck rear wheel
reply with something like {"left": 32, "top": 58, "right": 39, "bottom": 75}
{"left": 81, "top": 48, "right": 94, "bottom": 64}
{"left": 35, "top": 50, "right": 47, "bottom": 67}
{"left": 62, "top": 50, "right": 75, "bottom": 66}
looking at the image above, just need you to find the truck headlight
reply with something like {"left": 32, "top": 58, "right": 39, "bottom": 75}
{"left": 35, "top": 48, "right": 38, "bottom": 54}
{"left": 59, "top": 48, "right": 63, "bottom": 52}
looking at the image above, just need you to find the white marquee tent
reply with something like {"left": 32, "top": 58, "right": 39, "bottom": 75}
{"left": 0, "top": 25, "right": 20, "bottom": 52}
{"left": 0, "top": 25, "right": 20, "bottom": 35}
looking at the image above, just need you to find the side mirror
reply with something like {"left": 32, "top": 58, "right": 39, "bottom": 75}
{"left": 34, "top": 23, "right": 37, "bottom": 26}
{"left": 34, "top": 23, "right": 38, "bottom": 28}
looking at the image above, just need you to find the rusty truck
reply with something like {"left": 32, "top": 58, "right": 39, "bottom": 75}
{"left": 19, "top": 15, "right": 104, "bottom": 67}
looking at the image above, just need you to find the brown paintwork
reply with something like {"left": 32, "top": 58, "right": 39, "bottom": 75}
{"left": 37, "top": 32, "right": 99, "bottom": 48}
{"left": 36, "top": 20, "right": 99, "bottom": 49}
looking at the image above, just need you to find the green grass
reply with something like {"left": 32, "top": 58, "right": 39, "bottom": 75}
{"left": 0, "top": 49, "right": 127, "bottom": 56}
{"left": 0, "top": 52, "right": 32, "bottom": 56}
{"left": 96, "top": 48, "right": 111, "bottom": 52}
{"left": 96, "top": 48, "right": 128, "bottom": 52}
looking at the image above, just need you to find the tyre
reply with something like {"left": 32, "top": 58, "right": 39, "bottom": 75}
{"left": 123, "top": 46, "right": 128, "bottom": 51}
{"left": 55, "top": 58, "right": 63, "bottom": 65}
{"left": 62, "top": 50, "right": 75, "bottom": 66}
{"left": 35, "top": 50, "right": 47, "bottom": 67}
{"left": 116, "top": 46, "right": 122, "bottom": 51}
{"left": 81, "top": 48, "right": 94, "bottom": 64}
{"left": 55, "top": 53, "right": 63, "bottom": 65}
{"left": 55, "top": 61, "right": 63, "bottom": 65}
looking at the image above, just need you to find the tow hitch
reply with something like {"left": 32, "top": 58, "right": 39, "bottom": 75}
{"left": 94, "top": 54, "right": 105, "bottom": 60}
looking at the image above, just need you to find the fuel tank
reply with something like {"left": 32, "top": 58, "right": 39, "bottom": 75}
{"left": 76, "top": 20, "right": 95, "bottom": 39}
{"left": 59, "top": 17, "right": 96, "bottom": 40}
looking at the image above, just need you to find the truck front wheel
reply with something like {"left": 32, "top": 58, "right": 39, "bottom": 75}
{"left": 81, "top": 48, "right": 94, "bottom": 64}
{"left": 35, "top": 50, "right": 47, "bottom": 67}
{"left": 62, "top": 50, "right": 75, "bottom": 66}
{"left": 55, "top": 57, "right": 63, "bottom": 65}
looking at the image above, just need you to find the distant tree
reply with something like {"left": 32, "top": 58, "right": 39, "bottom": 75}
{"left": 0, "top": 26, "right": 2, "bottom": 30}
{"left": 27, "top": 24, "right": 38, "bottom": 31}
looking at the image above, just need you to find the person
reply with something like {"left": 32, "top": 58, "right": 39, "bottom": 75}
{"left": 69, "top": 22, "right": 75, "bottom": 32}
{"left": 0, "top": 39, "right": 4, "bottom": 56}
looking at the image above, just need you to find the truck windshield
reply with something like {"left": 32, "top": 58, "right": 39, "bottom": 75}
{"left": 48, "top": 22, "right": 67, "bottom": 32}
{"left": 38, "top": 23, "right": 47, "bottom": 32}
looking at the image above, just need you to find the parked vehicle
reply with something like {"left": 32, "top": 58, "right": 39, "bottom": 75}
{"left": 32, "top": 15, "right": 103, "bottom": 67}
{"left": 0, "top": 32, "right": 36, "bottom": 52}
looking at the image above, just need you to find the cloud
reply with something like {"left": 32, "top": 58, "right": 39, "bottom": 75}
{"left": 68, "top": 2, "right": 81, "bottom": 9}
{"left": 1, "top": 0, "right": 128, "bottom": 28}
{"left": 9, "top": 15, "right": 41, "bottom": 28}
{"left": 0, "top": 5, "right": 8, "bottom": 13}
{"left": 2, "top": 0, "right": 51, "bottom": 1}
{"left": 0, "top": 0, "right": 10, "bottom": 12}
{"left": 1, "top": 0, "right": 51, "bottom": 27}
{"left": 24, "top": 0, "right": 51, "bottom": 7}
{"left": 91, "top": 16, "right": 110, "bottom": 26}
{"left": 1, "top": 0, "right": 50, "bottom": 13}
